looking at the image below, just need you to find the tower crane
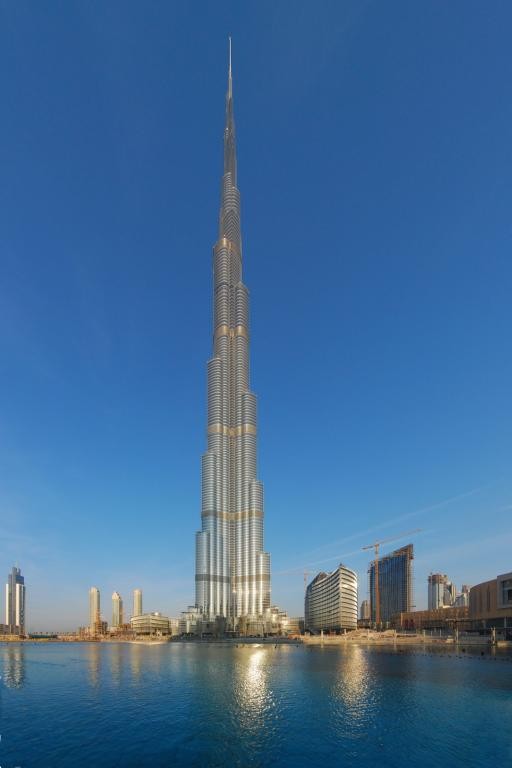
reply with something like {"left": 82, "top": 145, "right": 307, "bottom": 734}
{"left": 362, "top": 529, "right": 422, "bottom": 627}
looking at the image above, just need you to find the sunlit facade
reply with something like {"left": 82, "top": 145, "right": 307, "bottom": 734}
{"left": 5, "top": 566, "right": 26, "bottom": 635}
{"left": 305, "top": 564, "right": 358, "bottom": 633}
{"left": 369, "top": 544, "right": 413, "bottom": 623}
{"left": 112, "top": 591, "right": 123, "bottom": 628}
{"left": 194, "top": 43, "right": 270, "bottom": 628}
{"left": 133, "top": 588, "right": 143, "bottom": 617}
{"left": 89, "top": 586, "right": 100, "bottom": 633}
{"left": 130, "top": 612, "right": 170, "bottom": 636}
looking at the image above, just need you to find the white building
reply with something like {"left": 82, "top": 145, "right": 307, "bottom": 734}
{"left": 89, "top": 587, "right": 100, "bottom": 633}
{"left": 112, "top": 591, "right": 123, "bottom": 628}
{"left": 133, "top": 589, "right": 143, "bottom": 618}
{"left": 131, "top": 612, "right": 170, "bottom": 636}
{"left": 305, "top": 564, "right": 358, "bottom": 633}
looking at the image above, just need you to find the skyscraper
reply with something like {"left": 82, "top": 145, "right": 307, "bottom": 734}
{"left": 112, "top": 591, "right": 123, "bottom": 628}
{"left": 428, "top": 573, "right": 457, "bottom": 609}
{"left": 89, "top": 586, "right": 100, "bottom": 633}
{"left": 195, "top": 42, "right": 271, "bottom": 628}
{"left": 360, "top": 599, "right": 371, "bottom": 621}
{"left": 368, "top": 544, "right": 414, "bottom": 623}
{"left": 133, "top": 589, "right": 142, "bottom": 617}
{"left": 5, "top": 566, "right": 26, "bottom": 635}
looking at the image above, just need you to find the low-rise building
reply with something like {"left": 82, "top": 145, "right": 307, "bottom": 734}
{"left": 305, "top": 564, "right": 358, "bottom": 633}
{"left": 469, "top": 572, "right": 512, "bottom": 636}
{"left": 179, "top": 606, "right": 202, "bottom": 635}
{"left": 130, "top": 612, "right": 171, "bottom": 636}
{"left": 285, "top": 617, "right": 304, "bottom": 635}
{"left": 392, "top": 606, "right": 470, "bottom": 631}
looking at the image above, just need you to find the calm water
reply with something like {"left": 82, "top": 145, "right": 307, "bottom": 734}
{"left": 1, "top": 642, "right": 511, "bottom": 767}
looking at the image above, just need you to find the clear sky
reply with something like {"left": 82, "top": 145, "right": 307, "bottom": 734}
{"left": 1, "top": 2, "right": 511, "bottom": 631}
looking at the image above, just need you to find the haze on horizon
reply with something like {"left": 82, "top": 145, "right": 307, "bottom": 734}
{"left": 1, "top": 2, "right": 511, "bottom": 631}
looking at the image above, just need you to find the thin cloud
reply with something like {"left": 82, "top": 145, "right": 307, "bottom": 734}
{"left": 276, "top": 485, "right": 485, "bottom": 575}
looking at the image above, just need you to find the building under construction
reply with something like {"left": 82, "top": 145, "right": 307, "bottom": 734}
{"left": 368, "top": 544, "right": 414, "bottom": 624}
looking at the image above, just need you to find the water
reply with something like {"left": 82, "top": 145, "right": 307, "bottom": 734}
{"left": 1, "top": 642, "right": 511, "bottom": 767}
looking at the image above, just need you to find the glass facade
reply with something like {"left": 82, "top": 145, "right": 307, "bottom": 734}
{"left": 5, "top": 566, "right": 25, "bottom": 635}
{"left": 305, "top": 564, "right": 358, "bottom": 632}
{"left": 368, "top": 544, "right": 413, "bottom": 623}
{"left": 194, "top": 43, "right": 270, "bottom": 627}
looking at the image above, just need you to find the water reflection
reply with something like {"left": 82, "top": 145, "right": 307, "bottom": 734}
{"left": 110, "top": 643, "right": 123, "bottom": 686}
{"left": 330, "top": 646, "right": 374, "bottom": 738}
{"left": 130, "top": 643, "right": 143, "bottom": 681}
{"left": 87, "top": 642, "right": 101, "bottom": 688}
{"left": 234, "top": 647, "right": 273, "bottom": 732}
{"left": 2, "top": 644, "right": 26, "bottom": 688}
{"left": 333, "top": 646, "right": 370, "bottom": 710}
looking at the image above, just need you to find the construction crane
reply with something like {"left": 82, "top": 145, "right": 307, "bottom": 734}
{"left": 304, "top": 570, "right": 312, "bottom": 594}
{"left": 362, "top": 529, "right": 421, "bottom": 627}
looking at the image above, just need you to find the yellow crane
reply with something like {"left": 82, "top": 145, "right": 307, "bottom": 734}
{"left": 362, "top": 529, "right": 421, "bottom": 627}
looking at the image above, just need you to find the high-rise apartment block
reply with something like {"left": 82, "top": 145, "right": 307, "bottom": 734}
{"left": 89, "top": 586, "right": 101, "bottom": 633}
{"left": 133, "top": 589, "right": 142, "bottom": 618}
{"left": 5, "top": 566, "right": 26, "bottom": 635}
{"left": 428, "top": 573, "right": 446, "bottom": 610}
{"left": 368, "top": 544, "right": 414, "bottom": 623}
{"left": 428, "top": 573, "right": 458, "bottom": 609}
{"left": 194, "top": 43, "right": 270, "bottom": 628}
{"left": 454, "top": 584, "right": 471, "bottom": 607}
{"left": 112, "top": 591, "right": 123, "bottom": 628}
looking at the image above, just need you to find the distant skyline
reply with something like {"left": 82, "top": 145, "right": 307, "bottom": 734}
{"left": 1, "top": 3, "right": 511, "bottom": 631}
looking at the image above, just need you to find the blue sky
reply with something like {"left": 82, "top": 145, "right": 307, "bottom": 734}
{"left": 1, "top": 2, "right": 511, "bottom": 631}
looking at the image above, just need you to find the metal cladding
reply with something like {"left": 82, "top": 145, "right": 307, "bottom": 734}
{"left": 305, "top": 565, "right": 358, "bottom": 632}
{"left": 195, "top": 45, "right": 271, "bottom": 625}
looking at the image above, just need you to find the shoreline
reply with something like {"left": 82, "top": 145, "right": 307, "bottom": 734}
{"left": 2, "top": 628, "right": 510, "bottom": 648}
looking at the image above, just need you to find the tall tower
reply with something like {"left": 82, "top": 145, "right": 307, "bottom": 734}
{"left": 133, "top": 588, "right": 142, "bottom": 617}
{"left": 195, "top": 41, "right": 271, "bottom": 627}
{"left": 89, "top": 586, "right": 100, "bottom": 633}
{"left": 112, "top": 591, "right": 123, "bottom": 628}
{"left": 5, "top": 566, "right": 26, "bottom": 635}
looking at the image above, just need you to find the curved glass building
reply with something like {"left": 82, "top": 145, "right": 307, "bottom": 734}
{"left": 305, "top": 564, "right": 358, "bottom": 633}
{"left": 194, "top": 43, "right": 271, "bottom": 628}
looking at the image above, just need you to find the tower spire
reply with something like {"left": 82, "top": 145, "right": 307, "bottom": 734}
{"left": 228, "top": 36, "right": 232, "bottom": 97}
{"left": 194, "top": 43, "right": 271, "bottom": 629}
{"left": 224, "top": 37, "right": 236, "bottom": 181}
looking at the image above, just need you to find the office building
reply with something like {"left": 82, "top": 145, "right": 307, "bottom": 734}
{"left": 194, "top": 42, "right": 270, "bottom": 628}
{"left": 130, "top": 612, "right": 171, "bottom": 636}
{"left": 89, "top": 587, "right": 101, "bottom": 633}
{"left": 5, "top": 566, "right": 26, "bottom": 635}
{"left": 360, "top": 599, "right": 371, "bottom": 621}
{"left": 368, "top": 544, "right": 413, "bottom": 624}
{"left": 305, "top": 564, "right": 358, "bottom": 633}
{"left": 112, "top": 591, "right": 123, "bottom": 628}
{"left": 133, "top": 589, "right": 143, "bottom": 618}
